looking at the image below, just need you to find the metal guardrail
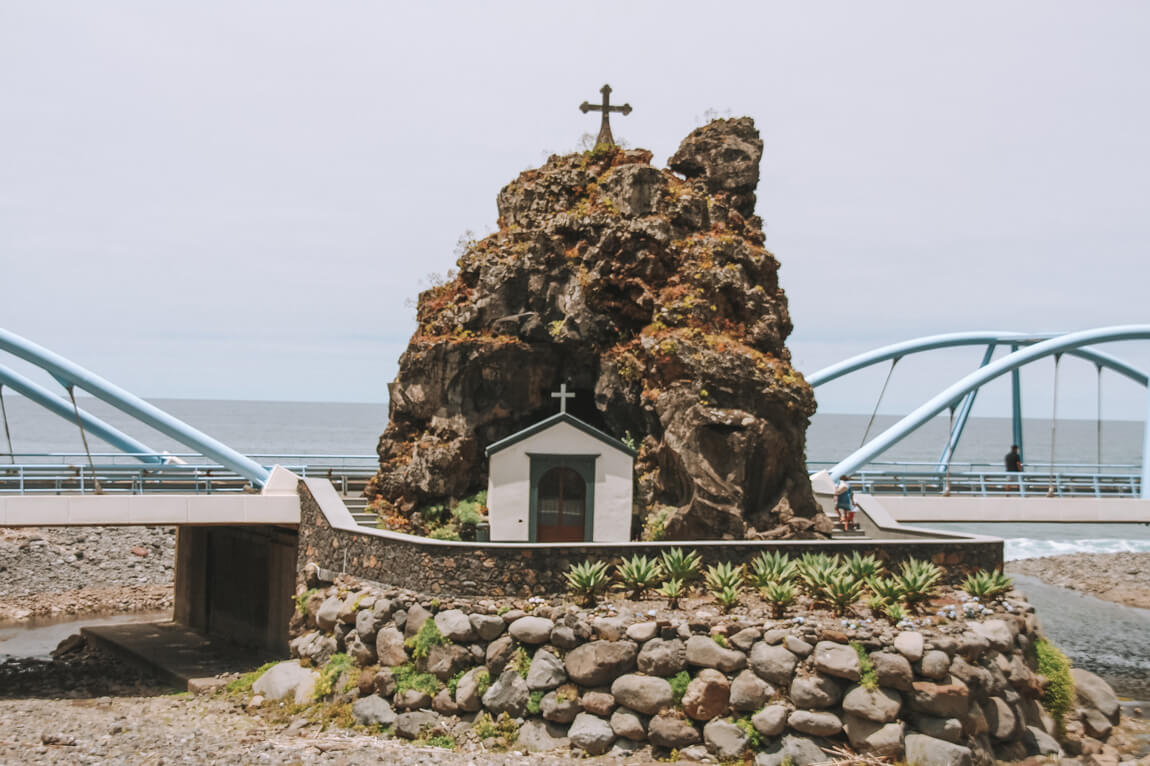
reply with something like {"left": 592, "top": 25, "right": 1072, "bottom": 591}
{"left": 849, "top": 469, "right": 1143, "bottom": 498}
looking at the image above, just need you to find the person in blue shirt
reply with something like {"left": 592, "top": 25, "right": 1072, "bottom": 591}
{"left": 833, "top": 475, "right": 856, "bottom": 531}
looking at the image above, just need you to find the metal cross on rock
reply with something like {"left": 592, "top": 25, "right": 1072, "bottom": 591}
{"left": 580, "top": 84, "right": 632, "bottom": 147}
{"left": 552, "top": 383, "right": 576, "bottom": 414}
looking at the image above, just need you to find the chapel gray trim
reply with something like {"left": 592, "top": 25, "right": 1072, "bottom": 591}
{"left": 484, "top": 412, "right": 638, "bottom": 457}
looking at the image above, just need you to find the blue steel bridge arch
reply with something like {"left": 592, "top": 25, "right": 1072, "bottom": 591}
{"left": 0, "top": 328, "right": 270, "bottom": 487}
{"left": 811, "top": 325, "right": 1150, "bottom": 498}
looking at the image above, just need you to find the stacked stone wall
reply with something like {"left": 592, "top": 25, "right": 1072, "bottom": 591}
{"left": 298, "top": 483, "right": 1002, "bottom": 598}
{"left": 277, "top": 573, "right": 1120, "bottom": 764}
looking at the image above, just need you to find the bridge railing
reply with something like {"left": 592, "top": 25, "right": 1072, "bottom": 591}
{"left": 845, "top": 469, "right": 1142, "bottom": 498}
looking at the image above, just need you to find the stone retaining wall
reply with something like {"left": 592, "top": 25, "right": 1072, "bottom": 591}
{"left": 274, "top": 573, "right": 1121, "bottom": 764}
{"left": 297, "top": 481, "right": 1002, "bottom": 598}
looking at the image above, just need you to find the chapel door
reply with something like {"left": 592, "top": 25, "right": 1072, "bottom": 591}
{"left": 536, "top": 466, "right": 587, "bottom": 542}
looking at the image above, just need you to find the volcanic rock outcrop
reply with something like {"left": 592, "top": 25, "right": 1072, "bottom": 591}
{"left": 367, "top": 117, "right": 823, "bottom": 539}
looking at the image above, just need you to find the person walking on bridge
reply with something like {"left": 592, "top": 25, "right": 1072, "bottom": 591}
{"left": 1005, "top": 444, "right": 1022, "bottom": 472}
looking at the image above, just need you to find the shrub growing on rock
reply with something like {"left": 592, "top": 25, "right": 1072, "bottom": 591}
{"left": 405, "top": 616, "right": 448, "bottom": 659}
{"left": 1034, "top": 637, "right": 1075, "bottom": 734}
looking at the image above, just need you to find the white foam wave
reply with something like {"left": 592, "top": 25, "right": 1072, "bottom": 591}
{"left": 1006, "top": 537, "right": 1150, "bottom": 561}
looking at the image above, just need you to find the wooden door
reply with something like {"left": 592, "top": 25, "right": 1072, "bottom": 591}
{"left": 536, "top": 466, "right": 587, "bottom": 542}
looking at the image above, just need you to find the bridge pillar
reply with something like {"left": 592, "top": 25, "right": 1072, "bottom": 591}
{"left": 174, "top": 525, "right": 298, "bottom": 655}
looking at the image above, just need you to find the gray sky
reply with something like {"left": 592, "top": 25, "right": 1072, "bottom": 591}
{"left": 2, "top": 1, "right": 1149, "bottom": 421}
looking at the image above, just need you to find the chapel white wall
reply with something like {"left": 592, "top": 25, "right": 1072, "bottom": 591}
{"left": 487, "top": 420, "right": 633, "bottom": 543}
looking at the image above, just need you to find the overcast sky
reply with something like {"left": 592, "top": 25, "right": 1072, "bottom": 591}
{"left": 2, "top": 1, "right": 1149, "bottom": 422}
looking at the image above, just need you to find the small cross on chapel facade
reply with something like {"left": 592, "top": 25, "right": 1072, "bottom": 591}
{"left": 485, "top": 385, "right": 636, "bottom": 543}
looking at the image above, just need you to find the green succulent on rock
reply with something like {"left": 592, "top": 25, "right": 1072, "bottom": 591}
{"left": 704, "top": 561, "right": 745, "bottom": 594}
{"left": 796, "top": 553, "right": 843, "bottom": 602}
{"left": 714, "top": 584, "right": 742, "bottom": 612}
{"left": 867, "top": 575, "right": 906, "bottom": 606}
{"left": 895, "top": 558, "right": 943, "bottom": 611}
{"left": 821, "top": 572, "right": 866, "bottom": 616}
{"left": 761, "top": 580, "right": 797, "bottom": 618}
{"left": 844, "top": 551, "right": 885, "bottom": 582}
{"left": 660, "top": 547, "right": 703, "bottom": 584}
{"left": 564, "top": 560, "right": 612, "bottom": 606}
{"left": 882, "top": 601, "right": 907, "bottom": 625}
{"left": 961, "top": 569, "right": 1013, "bottom": 600}
{"left": 658, "top": 577, "right": 686, "bottom": 610}
{"left": 616, "top": 554, "right": 664, "bottom": 600}
{"left": 750, "top": 550, "right": 797, "bottom": 588}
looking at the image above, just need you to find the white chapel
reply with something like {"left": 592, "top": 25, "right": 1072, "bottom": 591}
{"left": 484, "top": 384, "right": 636, "bottom": 543}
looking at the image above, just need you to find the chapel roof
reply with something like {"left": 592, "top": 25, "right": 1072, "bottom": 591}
{"left": 484, "top": 412, "right": 638, "bottom": 458}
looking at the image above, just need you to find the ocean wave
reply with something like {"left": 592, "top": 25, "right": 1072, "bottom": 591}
{"left": 1006, "top": 537, "right": 1150, "bottom": 561}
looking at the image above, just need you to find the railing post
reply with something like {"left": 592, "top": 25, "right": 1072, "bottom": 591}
{"left": 1142, "top": 383, "right": 1150, "bottom": 499}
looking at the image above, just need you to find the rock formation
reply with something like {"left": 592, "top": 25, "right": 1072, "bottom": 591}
{"left": 367, "top": 117, "right": 824, "bottom": 539}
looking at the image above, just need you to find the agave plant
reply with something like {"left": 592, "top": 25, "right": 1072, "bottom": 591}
{"left": 821, "top": 572, "right": 867, "bottom": 616}
{"left": 750, "top": 550, "right": 797, "bottom": 588}
{"left": 961, "top": 570, "right": 1013, "bottom": 601}
{"left": 796, "top": 553, "right": 843, "bottom": 601}
{"left": 867, "top": 575, "right": 906, "bottom": 606}
{"left": 616, "top": 554, "right": 664, "bottom": 600}
{"left": 565, "top": 560, "right": 611, "bottom": 606}
{"left": 882, "top": 601, "right": 908, "bottom": 625}
{"left": 660, "top": 547, "right": 703, "bottom": 584}
{"left": 658, "top": 577, "right": 685, "bottom": 610}
{"left": 762, "top": 581, "right": 797, "bottom": 618}
{"left": 704, "top": 561, "right": 746, "bottom": 594}
{"left": 714, "top": 584, "right": 742, "bottom": 612}
{"left": 895, "top": 558, "right": 943, "bottom": 611}
{"left": 844, "top": 551, "right": 885, "bottom": 582}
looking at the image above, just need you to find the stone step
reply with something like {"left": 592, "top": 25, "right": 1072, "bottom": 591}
{"left": 831, "top": 528, "right": 868, "bottom": 539}
{"left": 351, "top": 512, "right": 378, "bottom": 527}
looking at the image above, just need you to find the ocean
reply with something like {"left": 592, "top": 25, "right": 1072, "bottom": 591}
{"left": 2, "top": 396, "right": 1147, "bottom": 560}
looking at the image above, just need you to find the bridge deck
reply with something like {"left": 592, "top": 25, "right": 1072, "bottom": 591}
{"left": 876, "top": 495, "right": 1150, "bottom": 523}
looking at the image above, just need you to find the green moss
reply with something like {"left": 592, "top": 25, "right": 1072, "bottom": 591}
{"left": 852, "top": 642, "right": 878, "bottom": 691}
{"left": 313, "top": 653, "right": 355, "bottom": 700}
{"left": 712, "top": 634, "right": 728, "bottom": 648}
{"left": 733, "top": 715, "right": 761, "bottom": 751}
{"left": 471, "top": 712, "right": 519, "bottom": 750}
{"left": 225, "top": 661, "right": 279, "bottom": 695}
{"left": 446, "top": 669, "right": 466, "bottom": 696}
{"left": 393, "top": 663, "right": 442, "bottom": 697}
{"left": 417, "top": 734, "right": 456, "bottom": 749}
{"left": 669, "top": 670, "right": 690, "bottom": 705}
{"left": 405, "top": 617, "right": 449, "bottom": 660}
{"left": 527, "top": 689, "right": 545, "bottom": 715}
{"left": 1034, "top": 638, "right": 1075, "bottom": 734}
{"left": 294, "top": 588, "right": 321, "bottom": 616}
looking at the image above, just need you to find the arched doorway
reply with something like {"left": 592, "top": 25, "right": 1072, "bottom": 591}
{"left": 529, "top": 456, "right": 596, "bottom": 542}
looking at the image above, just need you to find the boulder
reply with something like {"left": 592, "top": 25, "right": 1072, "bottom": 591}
{"left": 682, "top": 668, "right": 730, "bottom": 721}
{"left": 843, "top": 713, "right": 903, "bottom": 756}
{"left": 482, "top": 669, "right": 530, "bottom": 717}
{"left": 610, "top": 707, "right": 648, "bottom": 741}
{"left": 957, "top": 631, "right": 990, "bottom": 660}
{"left": 565, "top": 640, "right": 638, "bottom": 686}
{"left": 626, "top": 621, "right": 658, "bottom": 642}
{"left": 788, "top": 710, "right": 842, "bottom": 737}
{"left": 355, "top": 608, "right": 384, "bottom": 642}
{"left": 372, "top": 667, "right": 396, "bottom": 697}
{"left": 592, "top": 616, "right": 628, "bottom": 641}
{"left": 911, "top": 679, "right": 971, "bottom": 718}
{"left": 424, "top": 643, "right": 472, "bottom": 681}
{"left": 541, "top": 687, "right": 581, "bottom": 723}
{"left": 752, "top": 704, "right": 788, "bottom": 737}
{"left": 730, "top": 627, "right": 761, "bottom": 651}
{"left": 638, "top": 637, "right": 686, "bottom": 676}
{"left": 469, "top": 613, "right": 505, "bottom": 641}
{"left": 969, "top": 620, "right": 1013, "bottom": 652}
{"left": 903, "top": 732, "right": 973, "bottom": 766}
{"left": 813, "top": 641, "right": 861, "bottom": 681}
{"left": 649, "top": 713, "right": 702, "bottom": 749}
{"left": 730, "top": 668, "right": 773, "bottom": 711}
{"left": 569, "top": 712, "right": 616, "bottom": 756}
{"left": 290, "top": 631, "right": 337, "bottom": 667}
{"left": 550, "top": 624, "right": 580, "bottom": 649}
{"left": 395, "top": 710, "right": 440, "bottom": 740}
{"left": 870, "top": 652, "right": 914, "bottom": 691}
{"left": 913, "top": 715, "right": 964, "bottom": 743}
{"left": 842, "top": 684, "right": 902, "bottom": 723}
{"left": 433, "top": 609, "right": 476, "bottom": 642}
{"left": 669, "top": 116, "right": 763, "bottom": 218}
{"left": 509, "top": 616, "right": 555, "bottom": 644}
{"left": 315, "top": 596, "right": 342, "bottom": 631}
{"left": 611, "top": 674, "right": 674, "bottom": 715}
{"left": 895, "top": 631, "right": 924, "bottom": 662}
{"left": 375, "top": 626, "right": 408, "bottom": 667}
{"left": 485, "top": 635, "right": 515, "bottom": 675}
{"left": 1071, "top": 668, "right": 1120, "bottom": 724}
{"left": 432, "top": 688, "right": 459, "bottom": 715}
{"left": 252, "top": 662, "right": 319, "bottom": 704}
{"left": 404, "top": 604, "right": 432, "bottom": 638}
{"left": 790, "top": 673, "right": 842, "bottom": 709}
{"left": 783, "top": 635, "right": 813, "bottom": 657}
{"left": 454, "top": 667, "right": 488, "bottom": 712}
{"left": 704, "top": 718, "right": 750, "bottom": 759}
{"left": 581, "top": 690, "right": 616, "bottom": 716}
{"left": 1022, "top": 725, "right": 1062, "bottom": 756}
{"left": 394, "top": 688, "right": 431, "bottom": 711}
{"left": 918, "top": 650, "right": 951, "bottom": 680}
{"left": 981, "top": 697, "right": 1019, "bottom": 741}
{"left": 685, "top": 635, "right": 747, "bottom": 673}
{"left": 344, "top": 630, "right": 376, "bottom": 667}
{"left": 526, "top": 648, "right": 567, "bottom": 691}
{"left": 754, "top": 734, "right": 827, "bottom": 766}
{"left": 750, "top": 642, "right": 799, "bottom": 685}
{"left": 516, "top": 719, "right": 570, "bottom": 753}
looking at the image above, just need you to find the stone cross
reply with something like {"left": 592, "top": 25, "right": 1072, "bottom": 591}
{"left": 552, "top": 383, "right": 575, "bottom": 414}
{"left": 580, "top": 84, "right": 632, "bottom": 147}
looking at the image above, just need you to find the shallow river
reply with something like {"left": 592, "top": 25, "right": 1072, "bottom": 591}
{"left": 0, "top": 611, "right": 170, "bottom": 661}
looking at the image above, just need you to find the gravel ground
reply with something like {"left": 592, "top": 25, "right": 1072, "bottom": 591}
{"left": 1006, "top": 552, "right": 1150, "bottom": 610}
{"left": 0, "top": 526, "right": 175, "bottom": 620}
